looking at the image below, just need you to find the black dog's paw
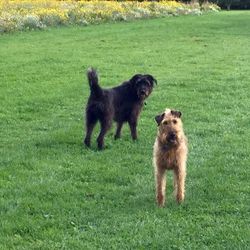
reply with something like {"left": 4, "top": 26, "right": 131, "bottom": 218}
{"left": 97, "top": 141, "right": 104, "bottom": 150}
{"left": 84, "top": 138, "right": 91, "bottom": 147}
{"left": 114, "top": 134, "right": 121, "bottom": 140}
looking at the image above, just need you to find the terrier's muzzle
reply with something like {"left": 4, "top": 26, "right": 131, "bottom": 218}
{"left": 167, "top": 131, "right": 177, "bottom": 143}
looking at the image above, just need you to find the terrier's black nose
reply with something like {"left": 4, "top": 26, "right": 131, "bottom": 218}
{"left": 168, "top": 132, "right": 176, "bottom": 141}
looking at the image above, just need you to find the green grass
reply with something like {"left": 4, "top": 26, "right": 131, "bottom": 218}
{"left": 0, "top": 11, "right": 250, "bottom": 249}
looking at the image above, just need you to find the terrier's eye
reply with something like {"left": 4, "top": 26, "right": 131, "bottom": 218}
{"left": 162, "top": 121, "right": 168, "bottom": 125}
{"left": 172, "top": 119, "right": 177, "bottom": 124}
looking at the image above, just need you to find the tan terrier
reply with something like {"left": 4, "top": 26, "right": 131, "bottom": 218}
{"left": 153, "top": 108, "right": 188, "bottom": 207}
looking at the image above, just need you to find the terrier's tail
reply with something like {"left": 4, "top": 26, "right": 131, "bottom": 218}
{"left": 87, "top": 67, "right": 103, "bottom": 97}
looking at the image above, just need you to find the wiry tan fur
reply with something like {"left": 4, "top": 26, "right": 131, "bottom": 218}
{"left": 153, "top": 108, "right": 188, "bottom": 207}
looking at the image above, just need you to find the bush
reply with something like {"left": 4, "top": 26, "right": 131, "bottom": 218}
{"left": 22, "top": 15, "right": 44, "bottom": 30}
{"left": 0, "top": 0, "right": 220, "bottom": 33}
{"left": 211, "top": 0, "right": 250, "bottom": 9}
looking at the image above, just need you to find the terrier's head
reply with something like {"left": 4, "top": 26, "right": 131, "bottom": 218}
{"left": 155, "top": 108, "right": 184, "bottom": 147}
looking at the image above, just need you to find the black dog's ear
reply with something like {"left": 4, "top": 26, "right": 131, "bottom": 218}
{"left": 144, "top": 74, "right": 157, "bottom": 86}
{"left": 171, "top": 110, "right": 182, "bottom": 118}
{"left": 155, "top": 113, "right": 165, "bottom": 126}
{"left": 130, "top": 74, "right": 143, "bottom": 84}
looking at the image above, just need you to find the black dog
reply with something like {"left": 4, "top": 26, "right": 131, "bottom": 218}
{"left": 84, "top": 68, "right": 157, "bottom": 150}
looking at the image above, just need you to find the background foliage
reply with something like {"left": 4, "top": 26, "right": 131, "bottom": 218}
{"left": 0, "top": 0, "right": 220, "bottom": 33}
{"left": 183, "top": 0, "right": 250, "bottom": 9}
{"left": 216, "top": 0, "right": 250, "bottom": 10}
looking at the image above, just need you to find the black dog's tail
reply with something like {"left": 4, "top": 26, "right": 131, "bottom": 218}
{"left": 87, "top": 67, "right": 103, "bottom": 97}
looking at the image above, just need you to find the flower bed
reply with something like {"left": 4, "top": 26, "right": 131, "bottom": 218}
{"left": 0, "top": 0, "right": 220, "bottom": 33}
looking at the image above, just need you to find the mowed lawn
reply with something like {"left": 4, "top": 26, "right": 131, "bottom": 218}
{"left": 0, "top": 11, "right": 249, "bottom": 249}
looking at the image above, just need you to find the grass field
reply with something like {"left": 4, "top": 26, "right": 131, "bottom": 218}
{"left": 1, "top": 11, "right": 250, "bottom": 249}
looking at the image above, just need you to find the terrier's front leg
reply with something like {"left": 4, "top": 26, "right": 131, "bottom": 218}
{"left": 155, "top": 167, "right": 166, "bottom": 207}
{"left": 174, "top": 166, "right": 186, "bottom": 204}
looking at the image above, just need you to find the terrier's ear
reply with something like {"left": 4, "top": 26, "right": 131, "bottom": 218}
{"left": 144, "top": 74, "right": 157, "bottom": 86}
{"left": 155, "top": 113, "right": 165, "bottom": 126}
{"left": 130, "top": 74, "right": 143, "bottom": 85}
{"left": 171, "top": 110, "right": 182, "bottom": 118}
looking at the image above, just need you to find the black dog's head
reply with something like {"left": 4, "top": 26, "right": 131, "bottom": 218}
{"left": 130, "top": 74, "right": 157, "bottom": 100}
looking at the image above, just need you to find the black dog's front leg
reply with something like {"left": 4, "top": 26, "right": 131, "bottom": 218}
{"left": 128, "top": 120, "right": 138, "bottom": 140}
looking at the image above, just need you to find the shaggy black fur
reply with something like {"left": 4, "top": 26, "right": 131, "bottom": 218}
{"left": 84, "top": 68, "right": 157, "bottom": 150}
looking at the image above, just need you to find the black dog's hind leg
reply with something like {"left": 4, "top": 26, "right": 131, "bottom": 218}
{"left": 97, "top": 118, "right": 112, "bottom": 150}
{"left": 114, "top": 122, "right": 123, "bottom": 140}
{"left": 84, "top": 113, "right": 98, "bottom": 147}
